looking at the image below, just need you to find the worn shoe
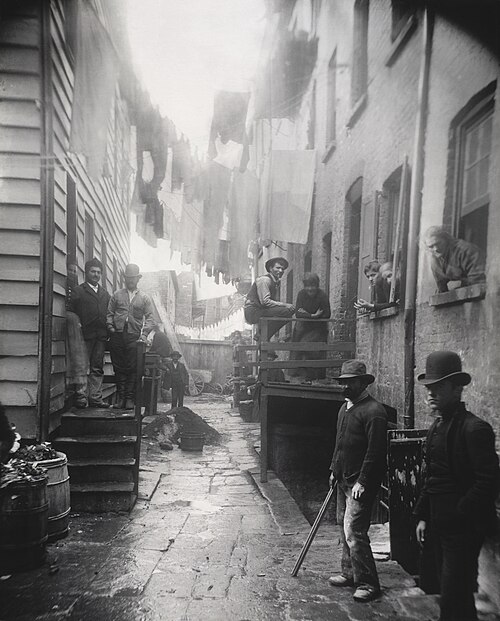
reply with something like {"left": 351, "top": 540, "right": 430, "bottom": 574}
{"left": 328, "top": 575, "right": 354, "bottom": 587}
{"left": 353, "top": 585, "right": 381, "bottom": 602}
{"left": 74, "top": 400, "right": 87, "bottom": 409}
{"left": 89, "top": 400, "right": 110, "bottom": 408}
{"left": 123, "top": 398, "right": 135, "bottom": 410}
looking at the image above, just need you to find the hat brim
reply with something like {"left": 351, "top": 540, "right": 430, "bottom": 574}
{"left": 336, "top": 373, "right": 375, "bottom": 384}
{"left": 417, "top": 371, "right": 471, "bottom": 386}
{"left": 265, "top": 257, "right": 289, "bottom": 272}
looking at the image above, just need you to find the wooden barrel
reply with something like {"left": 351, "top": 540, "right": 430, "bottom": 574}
{"left": 0, "top": 475, "right": 48, "bottom": 573}
{"left": 37, "top": 451, "right": 70, "bottom": 541}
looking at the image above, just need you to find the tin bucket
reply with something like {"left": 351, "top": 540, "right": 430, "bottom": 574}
{"left": 180, "top": 432, "right": 204, "bottom": 452}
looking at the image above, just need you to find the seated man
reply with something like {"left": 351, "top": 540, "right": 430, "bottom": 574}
{"left": 424, "top": 226, "right": 485, "bottom": 293}
{"left": 244, "top": 257, "right": 295, "bottom": 339}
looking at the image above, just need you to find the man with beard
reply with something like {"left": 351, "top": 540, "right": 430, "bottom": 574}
{"left": 415, "top": 351, "right": 499, "bottom": 621}
{"left": 244, "top": 257, "right": 295, "bottom": 340}
{"left": 328, "top": 360, "right": 388, "bottom": 602}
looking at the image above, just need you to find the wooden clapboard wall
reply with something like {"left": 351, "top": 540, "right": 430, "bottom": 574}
{"left": 0, "top": 0, "right": 133, "bottom": 437}
{"left": 0, "top": 0, "right": 43, "bottom": 438}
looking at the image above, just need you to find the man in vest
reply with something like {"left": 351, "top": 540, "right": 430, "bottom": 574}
{"left": 69, "top": 258, "right": 111, "bottom": 408}
{"left": 107, "top": 264, "right": 154, "bottom": 409}
{"left": 244, "top": 257, "right": 295, "bottom": 339}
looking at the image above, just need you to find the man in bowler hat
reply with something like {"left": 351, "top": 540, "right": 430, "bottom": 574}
{"left": 244, "top": 257, "right": 295, "bottom": 339}
{"left": 328, "top": 360, "right": 388, "bottom": 602}
{"left": 164, "top": 351, "right": 188, "bottom": 409}
{"left": 107, "top": 264, "right": 154, "bottom": 409}
{"left": 415, "top": 351, "right": 499, "bottom": 621}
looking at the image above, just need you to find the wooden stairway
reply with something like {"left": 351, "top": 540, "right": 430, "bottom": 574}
{"left": 54, "top": 408, "right": 140, "bottom": 513}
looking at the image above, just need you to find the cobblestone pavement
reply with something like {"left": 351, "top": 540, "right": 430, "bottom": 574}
{"left": 2, "top": 397, "right": 494, "bottom": 621}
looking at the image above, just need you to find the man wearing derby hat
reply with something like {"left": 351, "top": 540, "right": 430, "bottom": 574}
{"left": 107, "top": 264, "right": 155, "bottom": 409}
{"left": 163, "top": 351, "right": 188, "bottom": 409}
{"left": 244, "top": 257, "right": 295, "bottom": 339}
{"left": 328, "top": 360, "right": 388, "bottom": 602}
{"left": 414, "top": 351, "right": 499, "bottom": 621}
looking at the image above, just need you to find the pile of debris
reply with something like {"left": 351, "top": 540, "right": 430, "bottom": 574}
{"left": 142, "top": 406, "right": 221, "bottom": 448}
{"left": 16, "top": 443, "right": 58, "bottom": 462}
{"left": 0, "top": 459, "right": 47, "bottom": 490}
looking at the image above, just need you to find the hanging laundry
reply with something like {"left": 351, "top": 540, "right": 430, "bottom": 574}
{"left": 229, "top": 170, "right": 259, "bottom": 280}
{"left": 202, "top": 161, "right": 232, "bottom": 271}
{"left": 208, "top": 91, "right": 250, "bottom": 172}
{"left": 69, "top": 0, "right": 119, "bottom": 178}
{"left": 259, "top": 150, "right": 316, "bottom": 245}
{"left": 172, "top": 136, "right": 192, "bottom": 191}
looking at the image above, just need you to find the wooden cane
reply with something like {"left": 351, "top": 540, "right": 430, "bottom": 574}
{"left": 291, "top": 481, "right": 337, "bottom": 577}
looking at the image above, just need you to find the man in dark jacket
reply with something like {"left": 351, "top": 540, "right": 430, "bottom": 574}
{"left": 164, "top": 351, "right": 189, "bottom": 409}
{"left": 69, "top": 258, "right": 111, "bottom": 408}
{"left": 415, "top": 351, "right": 499, "bottom": 621}
{"left": 328, "top": 360, "right": 387, "bottom": 602}
{"left": 244, "top": 257, "right": 295, "bottom": 340}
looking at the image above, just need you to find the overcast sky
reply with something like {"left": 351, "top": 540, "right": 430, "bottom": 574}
{"left": 127, "top": 0, "right": 265, "bottom": 294}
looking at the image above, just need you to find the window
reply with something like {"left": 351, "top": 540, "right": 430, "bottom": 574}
{"left": 380, "top": 164, "right": 410, "bottom": 263}
{"left": 304, "top": 250, "right": 312, "bottom": 273}
{"left": 63, "top": 0, "right": 78, "bottom": 61}
{"left": 323, "top": 233, "right": 332, "bottom": 297}
{"left": 84, "top": 213, "right": 95, "bottom": 264}
{"left": 66, "top": 174, "right": 77, "bottom": 266}
{"left": 391, "top": 0, "right": 415, "bottom": 41}
{"left": 351, "top": 0, "right": 369, "bottom": 106}
{"left": 112, "top": 256, "right": 118, "bottom": 292}
{"left": 450, "top": 85, "right": 495, "bottom": 258}
{"left": 101, "top": 236, "right": 108, "bottom": 291}
{"left": 326, "top": 53, "right": 337, "bottom": 145}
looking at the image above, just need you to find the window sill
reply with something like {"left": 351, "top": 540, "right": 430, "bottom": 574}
{"left": 429, "top": 283, "right": 486, "bottom": 307}
{"left": 321, "top": 140, "right": 337, "bottom": 163}
{"left": 385, "top": 14, "right": 418, "bottom": 67}
{"left": 369, "top": 306, "right": 399, "bottom": 320}
{"left": 346, "top": 93, "right": 368, "bottom": 129}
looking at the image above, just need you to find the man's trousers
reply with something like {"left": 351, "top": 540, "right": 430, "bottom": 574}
{"left": 244, "top": 305, "right": 294, "bottom": 339}
{"left": 171, "top": 382, "right": 185, "bottom": 408}
{"left": 109, "top": 330, "right": 139, "bottom": 402}
{"left": 429, "top": 493, "right": 484, "bottom": 621}
{"left": 75, "top": 338, "right": 107, "bottom": 404}
{"left": 336, "top": 483, "right": 380, "bottom": 590}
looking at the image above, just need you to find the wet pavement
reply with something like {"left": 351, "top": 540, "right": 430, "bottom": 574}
{"left": 1, "top": 397, "right": 494, "bottom": 621}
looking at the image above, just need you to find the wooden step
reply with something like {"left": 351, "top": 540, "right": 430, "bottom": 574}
{"left": 68, "top": 458, "right": 136, "bottom": 483}
{"left": 60, "top": 411, "right": 137, "bottom": 437}
{"left": 54, "top": 435, "right": 137, "bottom": 460}
{"left": 70, "top": 482, "right": 136, "bottom": 513}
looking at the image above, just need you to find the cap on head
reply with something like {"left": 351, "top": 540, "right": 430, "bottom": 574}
{"left": 265, "top": 257, "right": 289, "bottom": 272}
{"left": 124, "top": 264, "right": 141, "bottom": 278}
{"left": 417, "top": 351, "right": 471, "bottom": 386}
{"left": 336, "top": 359, "right": 375, "bottom": 384}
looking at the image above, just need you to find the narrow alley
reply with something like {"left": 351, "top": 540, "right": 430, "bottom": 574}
{"left": 1, "top": 399, "right": 440, "bottom": 621}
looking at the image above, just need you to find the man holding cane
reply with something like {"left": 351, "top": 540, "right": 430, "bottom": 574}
{"left": 328, "top": 360, "right": 388, "bottom": 602}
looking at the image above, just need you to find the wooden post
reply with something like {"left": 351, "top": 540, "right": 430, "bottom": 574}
{"left": 260, "top": 319, "right": 269, "bottom": 482}
{"left": 134, "top": 341, "right": 146, "bottom": 496}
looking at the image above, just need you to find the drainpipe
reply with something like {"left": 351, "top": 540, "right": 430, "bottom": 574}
{"left": 403, "top": 7, "right": 434, "bottom": 429}
{"left": 37, "top": 0, "right": 55, "bottom": 440}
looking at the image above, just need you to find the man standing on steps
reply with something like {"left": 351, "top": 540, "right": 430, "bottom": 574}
{"left": 415, "top": 351, "right": 499, "bottom": 621}
{"left": 328, "top": 360, "right": 388, "bottom": 603}
{"left": 107, "top": 264, "right": 155, "bottom": 409}
{"left": 69, "top": 258, "right": 111, "bottom": 408}
{"left": 244, "top": 257, "right": 295, "bottom": 340}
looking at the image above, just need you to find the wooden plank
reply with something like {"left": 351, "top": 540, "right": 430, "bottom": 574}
{"left": 0, "top": 380, "right": 38, "bottom": 406}
{"left": 0, "top": 45, "right": 39, "bottom": 73}
{"left": 0, "top": 206, "right": 40, "bottom": 231}
{"left": 0, "top": 72, "right": 39, "bottom": 100}
{"left": 0, "top": 178, "right": 40, "bottom": 205}
{"left": 0, "top": 356, "right": 38, "bottom": 381}
{"left": 53, "top": 248, "right": 67, "bottom": 276}
{"left": 260, "top": 359, "right": 348, "bottom": 369}
{"left": 0, "top": 126, "right": 40, "bottom": 154}
{"left": 0, "top": 100, "right": 40, "bottom": 128}
{"left": 0, "top": 280, "right": 39, "bottom": 305}
{"left": 53, "top": 292, "right": 67, "bottom": 318}
{"left": 51, "top": 355, "right": 66, "bottom": 374}
{"left": 51, "top": 340, "right": 65, "bottom": 356}
{"left": 0, "top": 154, "right": 40, "bottom": 180}
{"left": 260, "top": 342, "right": 356, "bottom": 352}
{"left": 260, "top": 394, "right": 268, "bottom": 483}
{"left": 0, "top": 230, "right": 40, "bottom": 256}
{"left": 0, "top": 305, "right": 39, "bottom": 331}
{"left": 0, "top": 17, "right": 40, "bottom": 47}
{"left": 49, "top": 393, "right": 65, "bottom": 415}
